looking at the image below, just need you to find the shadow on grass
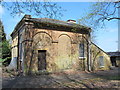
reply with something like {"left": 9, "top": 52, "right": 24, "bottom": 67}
{"left": 89, "top": 67, "right": 120, "bottom": 80}
{"left": 2, "top": 67, "right": 120, "bottom": 88}
{"left": 62, "top": 72, "right": 92, "bottom": 89}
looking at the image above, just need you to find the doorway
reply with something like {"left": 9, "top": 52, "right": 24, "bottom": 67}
{"left": 110, "top": 57, "right": 117, "bottom": 67}
{"left": 38, "top": 50, "right": 46, "bottom": 70}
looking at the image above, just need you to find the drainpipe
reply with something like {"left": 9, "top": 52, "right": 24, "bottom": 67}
{"left": 88, "top": 32, "right": 91, "bottom": 71}
{"left": 17, "top": 29, "right": 20, "bottom": 71}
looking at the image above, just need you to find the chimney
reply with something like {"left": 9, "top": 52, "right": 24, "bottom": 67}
{"left": 23, "top": 14, "right": 31, "bottom": 20}
{"left": 24, "top": 14, "right": 31, "bottom": 18}
{"left": 67, "top": 19, "right": 76, "bottom": 23}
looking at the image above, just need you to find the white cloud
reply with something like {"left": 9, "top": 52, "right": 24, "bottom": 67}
{"left": 105, "top": 28, "right": 118, "bottom": 33}
{"left": 0, "top": 5, "right": 4, "bottom": 15}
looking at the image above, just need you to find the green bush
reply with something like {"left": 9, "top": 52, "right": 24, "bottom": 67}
{"left": 0, "top": 20, "right": 11, "bottom": 67}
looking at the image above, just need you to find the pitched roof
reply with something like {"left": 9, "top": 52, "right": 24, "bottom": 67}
{"left": 28, "top": 18, "right": 91, "bottom": 33}
{"left": 91, "top": 42, "right": 109, "bottom": 55}
{"left": 29, "top": 18, "right": 85, "bottom": 28}
{"left": 11, "top": 15, "right": 91, "bottom": 37}
{"left": 107, "top": 52, "right": 120, "bottom": 57}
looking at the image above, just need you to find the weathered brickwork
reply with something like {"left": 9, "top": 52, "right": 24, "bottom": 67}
{"left": 91, "top": 43, "right": 112, "bottom": 71}
{"left": 22, "top": 28, "right": 90, "bottom": 74}
{"left": 11, "top": 15, "right": 112, "bottom": 74}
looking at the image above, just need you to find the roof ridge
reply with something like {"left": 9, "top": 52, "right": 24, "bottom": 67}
{"left": 32, "top": 18, "right": 74, "bottom": 24}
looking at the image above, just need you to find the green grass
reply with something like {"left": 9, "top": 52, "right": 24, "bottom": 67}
{"left": 0, "top": 57, "right": 11, "bottom": 63}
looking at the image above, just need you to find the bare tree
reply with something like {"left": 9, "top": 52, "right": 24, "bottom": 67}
{"left": 79, "top": 1, "right": 120, "bottom": 29}
{"left": 0, "top": 0, "right": 64, "bottom": 19}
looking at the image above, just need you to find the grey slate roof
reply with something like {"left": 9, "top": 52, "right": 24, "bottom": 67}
{"left": 28, "top": 18, "right": 91, "bottom": 31}
{"left": 11, "top": 15, "right": 91, "bottom": 37}
{"left": 29, "top": 18, "right": 83, "bottom": 27}
{"left": 107, "top": 52, "right": 120, "bottom": 57}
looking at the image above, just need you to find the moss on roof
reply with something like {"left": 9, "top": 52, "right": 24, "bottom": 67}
{"left": 11, "top": 15, "right": 91, "bottom": 37}
{"left": 29, "top": 18, "right": 90, "bottom": 30}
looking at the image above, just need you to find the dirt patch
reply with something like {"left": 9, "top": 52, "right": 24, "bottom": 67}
{"left": 2, "top": 67, "right": 120, "bottom": 88}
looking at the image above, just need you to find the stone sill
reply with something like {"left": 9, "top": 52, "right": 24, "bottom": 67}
{"left": 79, "top": 57, "right": 86, "bottom": 60}
{"left": 99, "top": 66, "right": 105, "bottom": 68}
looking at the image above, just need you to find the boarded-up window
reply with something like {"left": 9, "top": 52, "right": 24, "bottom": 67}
{"left": 99, "top": 56, "right": 104, "bottom": 67}
{"left": 58, "top": 35, "right": 71, "bottom": 69}
{"left": 79, "top": 43, "right": 84, "bottom": 57}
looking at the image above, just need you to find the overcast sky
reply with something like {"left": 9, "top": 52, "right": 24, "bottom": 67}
{"left": 1, "top": 2, "right": 118, "bottom": 52}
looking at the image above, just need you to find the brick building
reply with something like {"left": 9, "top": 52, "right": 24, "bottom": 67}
{"left": 10, "top": 15, "right": 111, "bottom": 74}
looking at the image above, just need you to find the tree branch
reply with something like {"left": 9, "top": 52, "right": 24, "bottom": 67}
{"left": 106, "top": 17, "right": 120, "bottom": 21}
